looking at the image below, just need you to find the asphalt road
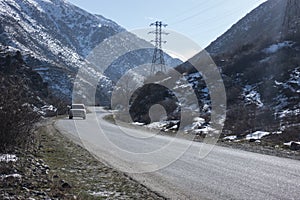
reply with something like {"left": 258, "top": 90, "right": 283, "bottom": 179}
{"left": 55, "top": 108, "right": 300, "bottom": 200}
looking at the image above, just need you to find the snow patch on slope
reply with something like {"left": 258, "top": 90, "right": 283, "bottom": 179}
{"left": 246, "top": 131, "right": 270, "bottom": 140}
{"left": 243, "top": 85, "right": 264, "bottom": 107}
{"left": 263, "top": 41, "right": 294, "bottom": 54}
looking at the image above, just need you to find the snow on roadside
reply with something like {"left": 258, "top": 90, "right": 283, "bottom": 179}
{"left": 146, "top": 121, "right": 168, "bottom": 130}
{"left": 283, "top": 141, "right": 300, "bottom": 147}
{"left": 246, "top": 131, "right": 270, "bottom": 140}
{"left": 193, "top": 126, "right": 216, "bottom": 135}
{"left": 143, "top": 120, "right": 180, "bottom": 132}
{"left": 224, "top": 135, "right": 237, "bottom": 140}
{"left": 184, "top": 117, "right": 206, "bottom": 132}
{"left": 33, "top": 104, "right": 58, "bottom": 116}
{"left": 131, "top": 122, "right": 144, "bottom": 126}
{"left": 0, "top": 154, "right": 18, "bottom": 162}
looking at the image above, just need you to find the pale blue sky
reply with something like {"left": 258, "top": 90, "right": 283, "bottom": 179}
{"left": 68, "top": 0, "right": 267, "bottom": 49}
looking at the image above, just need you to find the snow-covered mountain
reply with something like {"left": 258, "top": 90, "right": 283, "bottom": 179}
{"left": 0, "top": 0, "right": 122, "bottom": 57}
{"left": 0, "top": 0, "right": 181, "bottom": 105}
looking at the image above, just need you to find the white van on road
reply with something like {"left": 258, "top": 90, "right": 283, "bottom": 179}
{"left": 69, "top": 104, "right": 86, "bottom": 119}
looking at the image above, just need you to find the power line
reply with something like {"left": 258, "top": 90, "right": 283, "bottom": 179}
{"left": 167, "top": 0, "right": 265, "bottom": 27}
{"left": 190, "top": 2, "right": 255, "bottom": 32}
{"left": 168, "top": 0, "right": 227, "bottom": 25}
{"left": 162, "top": 0, "right": 211, "bottom": 22}
{"left": 168, "top": 0, "right": 265, "bottom": 36}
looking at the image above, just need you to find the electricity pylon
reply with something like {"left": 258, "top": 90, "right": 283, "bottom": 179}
{"left": 149, "top": 21, "right": 169, "bottom": 75}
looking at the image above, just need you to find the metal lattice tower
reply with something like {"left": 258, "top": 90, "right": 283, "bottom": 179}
{"left": 149, "top": 21, "right": 168, "bottom": 75}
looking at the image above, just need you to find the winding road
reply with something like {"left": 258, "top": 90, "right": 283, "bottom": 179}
{"left": 55, "top": 107, "right": 300, "bottom": 200}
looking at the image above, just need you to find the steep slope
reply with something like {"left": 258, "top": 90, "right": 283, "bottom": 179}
{"left": 137, "top": 0, "right": 299, "bottom": 143}
{"left": 207, "top": 0, "right": 300, "bottom": 55}
{"left": 0, "top": 0, "right": 123, "bottom": 59}
{"left": 202, "top": 0, "right": 300, "bottom": 141}
{"left": 0, "top": 0, "right": 123, "bottom": 102}
{"left": 0, "top": 0, "right": 181, "bottom": 104}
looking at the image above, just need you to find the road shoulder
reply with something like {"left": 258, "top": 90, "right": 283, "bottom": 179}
{"left": 0, "top": 118, "right": 165, "bottom": 199}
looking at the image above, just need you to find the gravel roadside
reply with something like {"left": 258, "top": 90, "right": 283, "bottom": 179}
{"left": 0, "top": 119, "right": 166, "bottom": 200}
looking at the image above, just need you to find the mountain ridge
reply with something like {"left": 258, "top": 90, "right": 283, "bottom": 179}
{"left": 201, "top": 0, "right": 300, "bottom": 140}
{"left": 0, "top": 0, "right": 181, "bottom": 105}
{"left": 206, "top": 0, "right": 288, "bottom": 55}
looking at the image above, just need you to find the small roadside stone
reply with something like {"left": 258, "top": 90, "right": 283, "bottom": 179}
{"left": 60, "top": 180, "right": 72, "bottom": 190}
